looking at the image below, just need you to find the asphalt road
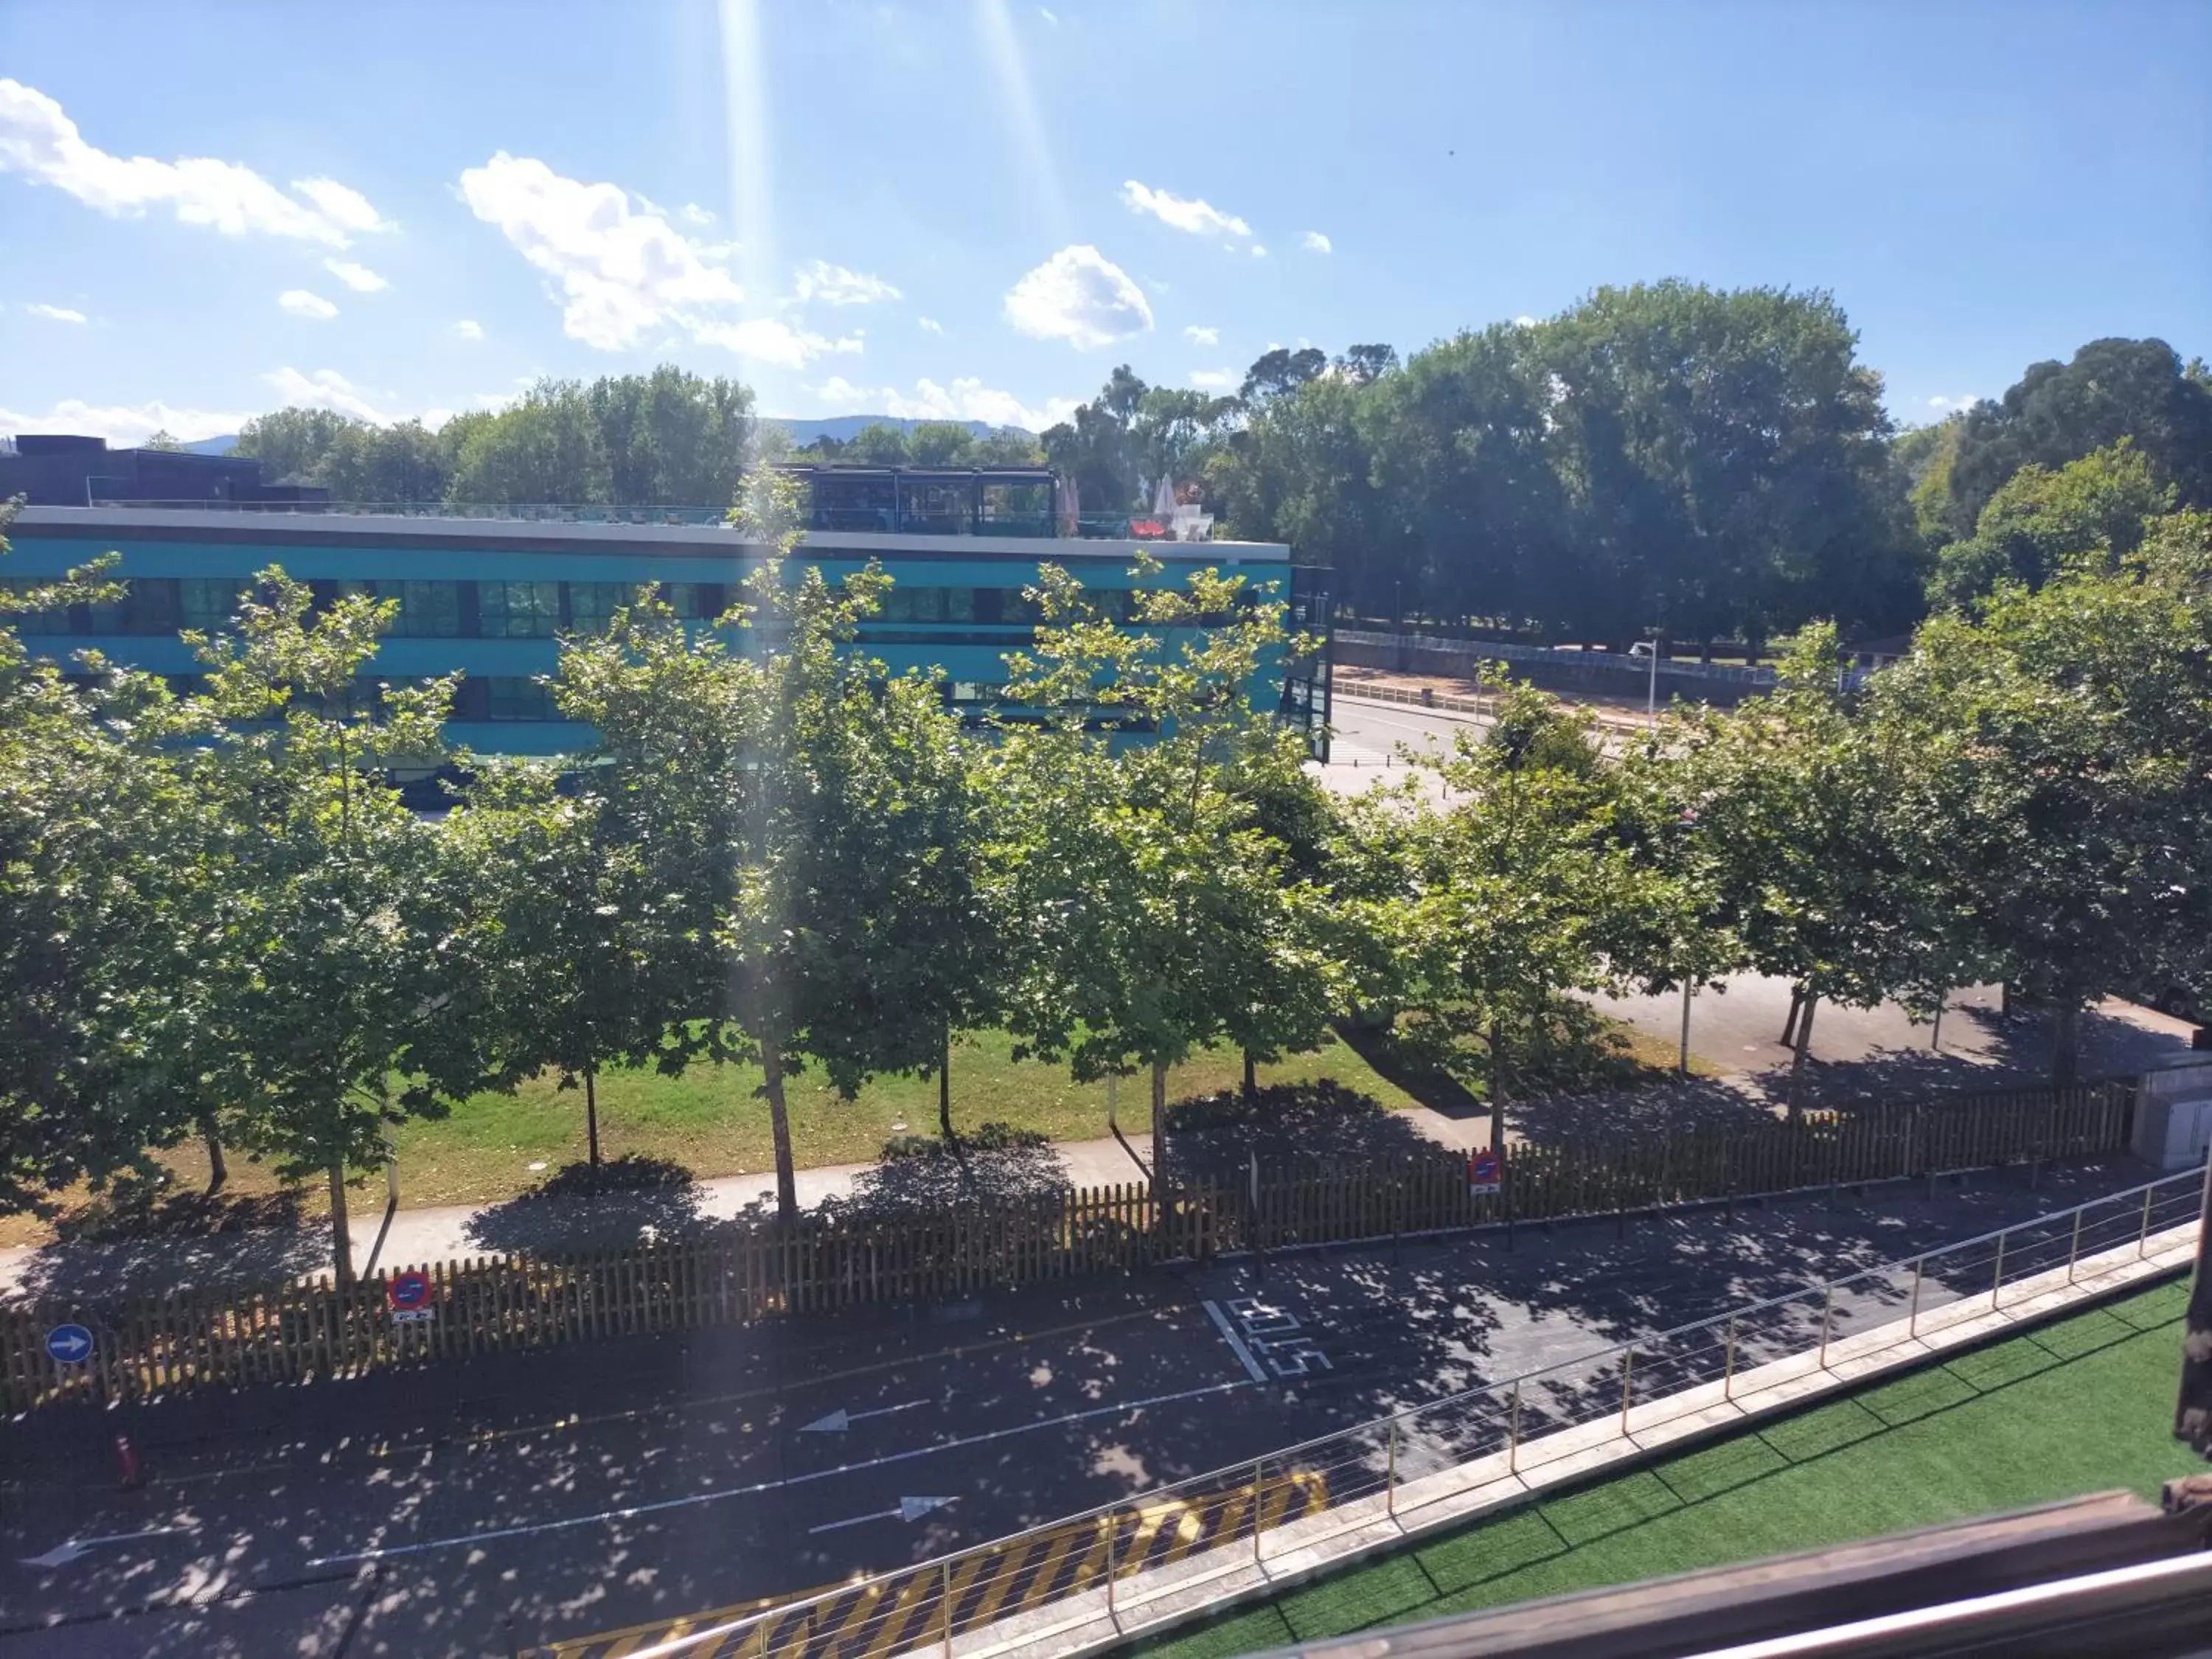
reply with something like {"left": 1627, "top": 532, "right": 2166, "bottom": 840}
{"left": 0, "top": 1155, "right": 2169, "bottom": 1658}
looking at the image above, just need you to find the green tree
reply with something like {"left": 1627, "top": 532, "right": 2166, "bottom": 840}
{"left": 1677, "top": 627, "right": 1955, "bottom": 1107}
{"left": 1869, "top": 526, "right": 2212, "bottom": 1082}
{"left": 1927, "top": 441, "right": 2173, "bottom": 609}
{"left": 587, "top": 366, "right": 757, "bottom": 504}
{"left": 1538, "top": 281, "right": 1911, "bottom": 650}
{"left": 446, "top": 379, "right": 613, "bottom": 504}
{"left": 1404, "top": 684, "right": 1690, "bottom": 1101}
{"left": 0, "top": 512, "right": 223, "bottom": 1206}
{"left": 555, "top": 472, "right": 998, "bottom": 1218}
{"left": 181, "top": 573, "right": 483, "bottom": 1278}
{"left": 905, "top": 422, "right": 978, "bottom": 467}
{"left": 1938, "top": 338, "right": 2212, "bottom": 538}
{"left": 439, "top": 760, "right": 684, "bottom": 1168}
{"left": 991, "top": 557, "right": 1346, "bottom": 1185}
{"left": 234, "top": 406, "right": 360, "bottom": 483}
{"left": 841, "top": 422, "right": 915, "bottom": 465}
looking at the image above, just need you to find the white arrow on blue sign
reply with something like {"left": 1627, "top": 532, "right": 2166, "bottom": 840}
{"left": 45, "top": 1324, "right": 94, "bottom": 1366}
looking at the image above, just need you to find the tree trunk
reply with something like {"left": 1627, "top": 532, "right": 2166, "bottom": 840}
{"left": 1242, "top": 1048, "right": 1257, "bottom": 1106}
{"left": 1781, "top": 986, "right": 1806, "bottom": 1047}
{"left": 939, "top": 1026, "right": 955, "bottom": 1139}
{"left": 2174, "top": 1155, "right": 2212, "bottom": 1453}
{"left": 1151, "top": 1057, "right": 1169, "bottom": 1193}
{"left": 584, "top": 1064, "right": 601, "bottom": 1169}
{"left": 2051, "top": 1001, "right": 2081, "bottom": 1087}
{"left": 327, "top": 1160, "right": 353, "bottom": 1284}
{"left": 761, "top": 1031, "right": 799, "bottom": 1225}
{"left": 200, "top": 1113, "right": 228, "bottom": 1196}
{"left": 1489, "top": 1018, "right": 1507, "bottom": 1112}
{"left": 1787, "top": 994, "right": 1819, "bottom": 1119}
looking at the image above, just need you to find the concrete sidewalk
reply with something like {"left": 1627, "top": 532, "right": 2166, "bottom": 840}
{"left": 0, "top": 1102, "right": 1499, "bottom": 1304}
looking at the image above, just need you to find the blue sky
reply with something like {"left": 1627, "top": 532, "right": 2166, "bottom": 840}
{"left": 3, "top": 0, "right": 2206, "bottom": 446}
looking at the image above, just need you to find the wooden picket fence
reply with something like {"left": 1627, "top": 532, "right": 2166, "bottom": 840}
{"left": 0, "top": 1081, "right": 2133, "bottom": 1413}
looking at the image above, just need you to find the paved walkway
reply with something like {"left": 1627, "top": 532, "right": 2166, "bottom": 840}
{"left": 0, "top": 1104, "right": 1498, "bottom": 1305}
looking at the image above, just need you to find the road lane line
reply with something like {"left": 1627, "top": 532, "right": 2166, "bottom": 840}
{"left": 305, "top": 1375, "right": 1261, "bottom": 1567}
{"left": 1202, "top": 1299, "right": 1269, "bottom": 1382}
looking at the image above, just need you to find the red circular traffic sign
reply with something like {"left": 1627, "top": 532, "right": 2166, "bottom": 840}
{"left": 387, "top": 1269, "right": 431, "bottom": 1312}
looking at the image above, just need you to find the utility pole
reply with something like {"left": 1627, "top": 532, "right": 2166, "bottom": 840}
{"left": 1646, "top": 635, "right": 1660, "bottom": 733}
{"left": 2174, "top": 1152, "right": 2212, "bottom": 1455}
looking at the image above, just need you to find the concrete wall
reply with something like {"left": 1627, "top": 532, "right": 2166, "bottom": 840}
{"left": 1332, "top": 635, "right": 1767, "bottom": 709}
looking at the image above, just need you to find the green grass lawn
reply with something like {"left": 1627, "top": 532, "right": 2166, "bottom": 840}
{"left": 1135, "top": 1277, "right": 2200, "bottom": 1658}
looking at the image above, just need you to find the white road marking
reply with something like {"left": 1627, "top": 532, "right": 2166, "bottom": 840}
{"left": 807, "top": 1495, "right": 956, "bottom": 1534}
{"left": 1203, "top": 1298, "right": 1269, "bottom": 1382}
{"left": 19, "top": 1523, "right": 198, "bottom": 1569}
{"left": 305, "top": 1375, "right": 1261, "bottom": 1566}
{"left": 800, "top": 1400, "right": 928, "bottom": 1434}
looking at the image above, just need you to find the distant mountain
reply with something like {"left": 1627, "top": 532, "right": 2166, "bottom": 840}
{"left": 765, "top": 415, "right": 1020, "bottom": 445}
{"left": 183, "top": 434, "right": 238, "bottom": 456}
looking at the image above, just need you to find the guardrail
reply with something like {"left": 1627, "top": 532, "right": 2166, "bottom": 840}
{"left": 1334, "top": 630, "right": 1792, "bottom": 686}
{"left": 540, "top": 1161, "right": 2206, "bottom": 1659}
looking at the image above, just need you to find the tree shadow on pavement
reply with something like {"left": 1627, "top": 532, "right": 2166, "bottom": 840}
{"left": 808, "top": 1124, "right": 1073, "bottom": 1225}
{"left": 463, "top": 1155, "right": 710, "bottom": 1256}
{"left": 1166, "top": 1081, "right": 1436, "bottom": 1180}
{"left": 10, "top": 1177, "right": 331, "bottom": 1310}
{"left": 1733, "top": 1001, "right": 2194, "bottom": 1111}
{"left": 1503, "top": 1077, "right": 1778, "bottom": 1145}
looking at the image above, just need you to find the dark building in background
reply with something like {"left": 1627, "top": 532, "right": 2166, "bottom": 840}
{"left": 0, "top": 435, "right": 327, "bottom": 508}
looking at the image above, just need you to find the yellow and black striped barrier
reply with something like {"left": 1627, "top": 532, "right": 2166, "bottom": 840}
{"left": 535, "top": 1470, "right": 1328, "bottom": 1658}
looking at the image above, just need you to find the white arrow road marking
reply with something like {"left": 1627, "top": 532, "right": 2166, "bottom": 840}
{"left": 20, "top": 1524, "right": 198, "bottom": 1570}
{"left": 307, "top": 1374, "right": 1260, "bottom": 1566}
{"left": 807, "top": 1495, "right": 956, "bottom": 1535}
{"left": 799, "top": 1399, "right": 928, "bottom": 1434}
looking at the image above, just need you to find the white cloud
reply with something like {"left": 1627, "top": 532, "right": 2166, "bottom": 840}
{"left": 323, "top": 258, "right": 387, "bottom": 293}
{"left": 681, "top": 202, "right": 716, "bottom": 226}
{"left": 451, "top": 319, "right": 484, "bottom": 341}
{"left": 279, "top": 288, "right": 338, "bottom": 319}
{"left": 1300, "top": 230, "right": 1331, "bottom": 254}
{"left": 1513, "top": 314, "right": 1537, "bottom": 327}
{"left": 813, "top": 374, "right": 1079, "bottom": 434}
{"left": 918, "top": 316, "right": 945, "bottom": 335}
{"left": 1120, "top": 179, "right": 1251, "bottom": 240}
{"left": 458, "top": 151, "right": 746, "bottom": 352}
{"left": 26, "top": 302, "right": 86, "bottom": 323}
{"left": 1183, "top": 324, "right": 1219, "bottom": 345}
{"left": 1039, "top": 6, "right": 1059, "bottom": 21}
{"left": 793, "top": 259, "right": 902, "bottom": 306}
{"left": 1189, "top": 368, "right": 1237, "bottom": 390}
{"left": 291, "top": 177, "right": 389, "bottom": 235}
{"left": 1004, "top": 244, "right": 1152, "bottom": 349}
{"left": 0, "top": 79, "right": 387, "bottom": 247}
{"left": 1927, "top": 394, "right": 1980, "bottom": 411}
{"left": 692, "top": 316, "right": 863, "bottom": 369}
{"left": 1250, "top": 243, "right": 1267, "bottom": 258}
{"left": 262, "top": 366, "right": 386, "bottom": 422}
{"left": 0, "top": 396, "right": 254, "bottom": 448}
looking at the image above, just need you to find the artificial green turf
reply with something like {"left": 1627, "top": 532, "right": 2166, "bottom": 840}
{"left": 1133, "top": 1276, "right": 2200, "bottom": 1657}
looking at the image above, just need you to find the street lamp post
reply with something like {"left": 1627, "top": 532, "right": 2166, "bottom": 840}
{"left": 1646, "top": 635, "right": 1660, "bottom": 732}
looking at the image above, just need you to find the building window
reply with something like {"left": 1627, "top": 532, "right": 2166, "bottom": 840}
{"left": 664, "top": 582, "right": 723, "bottom": 620}
{"left": 3, "top": 582, "right": 74, "bottom": 636}
{"left": 178, "top": 578, "right": 247, "bottom": 633}
{"left": 478, "top": 580, "right": 562, "bottom": 638}
{"left": 483, "top": 676, "right": 558, "bottom": 720}
{"left": 383, "top": 580, "right": 464, "bottom": 639}
{"left": 880, "top": 585, "right": 949, "bottom": 623}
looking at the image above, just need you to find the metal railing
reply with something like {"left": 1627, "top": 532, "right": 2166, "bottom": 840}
{"left": 1333, "top": 630, "right": 1861, "bottom": 689}
{"left": 74, "top": 498, "right": 1225, "bottom": 543}
{"left": 594, "top": 1164, "right": 2208, "bottom": 1659}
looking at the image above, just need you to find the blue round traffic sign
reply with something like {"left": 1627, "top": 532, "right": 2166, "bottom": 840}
{"left": 387, "top": 1269, "right": 431, "bottom": 1312}
{"left": 45, "top": 1323, "right": 94, "bottom": 1366}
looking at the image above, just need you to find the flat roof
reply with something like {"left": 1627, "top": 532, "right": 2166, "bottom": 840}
{"left": 13, "top": 504, "right": 1292, "bottom": 561}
